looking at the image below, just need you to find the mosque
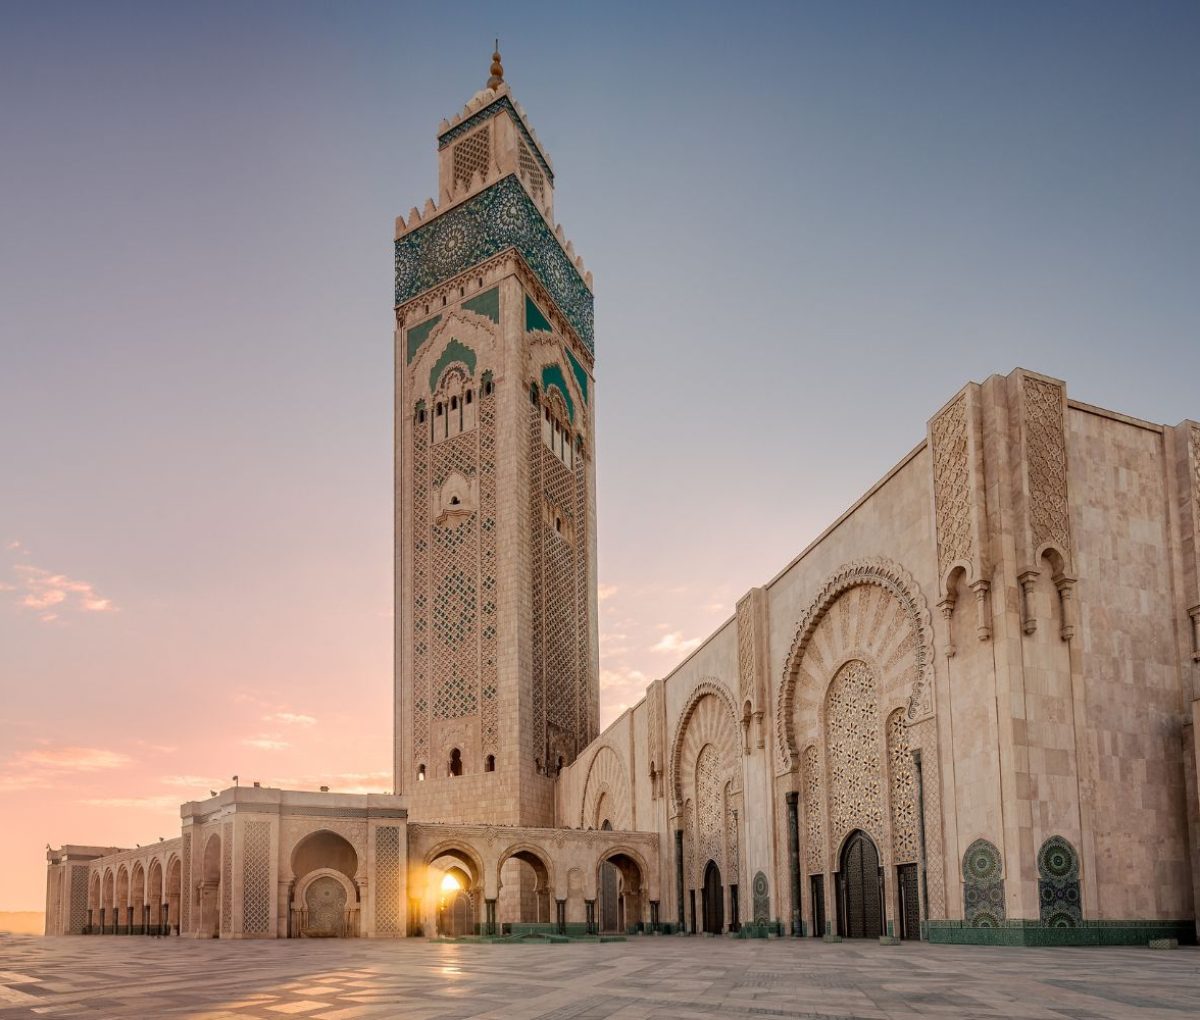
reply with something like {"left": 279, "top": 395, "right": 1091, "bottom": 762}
{"left": 46, "top": 52, "right": 1200, "bottom": 947}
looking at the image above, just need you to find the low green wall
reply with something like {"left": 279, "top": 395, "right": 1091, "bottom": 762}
{"left": 926, "top": 919, "right": 1195, "bottom": 947}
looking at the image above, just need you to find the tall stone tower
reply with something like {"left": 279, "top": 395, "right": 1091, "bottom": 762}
{"left": 393, "top": 53, "right": 599, "bottom": 827}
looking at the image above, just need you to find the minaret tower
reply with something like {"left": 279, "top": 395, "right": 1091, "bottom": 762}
{"left": 394, "top": 50, "right": 598, "bottom": 826}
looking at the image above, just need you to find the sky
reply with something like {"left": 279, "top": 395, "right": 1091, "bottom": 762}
{"left": 1, "top": 0, "right": 1197, "bottom": 912}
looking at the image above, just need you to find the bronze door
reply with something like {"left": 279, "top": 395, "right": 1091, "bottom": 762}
{"left": 701, "top": 861, "right": 724, "bottom": 934}
{"left": 897, "top": 863, "right": 920, "bottom": 940}
{"left": 838, "top": 831, "right": 883, "bottom": 938}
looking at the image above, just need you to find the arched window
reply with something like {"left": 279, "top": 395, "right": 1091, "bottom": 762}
{"left": 483, "top": 379, "right": 494, "bottom": 397}
{"left": 417, "top": 764, "right": 426, "bottom": 781}
{"left": 449, "top": 749, "right": 463, "bottom": 777}
{"left": 435, "top": 403, "right": 444, "bottom": 417}
{"left": 465, "top": 389, "right": 472, "bottom": 405}
{"left": 450, "top": 396, "right": 458, "bottom": 411}
{"left": 485, "top": 755, "right": 495, "bottom": 772}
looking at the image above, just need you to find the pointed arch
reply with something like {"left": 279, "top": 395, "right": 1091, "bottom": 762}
{"left": 669, "top": 679, "right": 740, "bottom": 812}
{"left": 580, "top": 744, "right": 631, "bottom": 829}
{"left": 777, "top": 558, "right": 934, "bottom": 770}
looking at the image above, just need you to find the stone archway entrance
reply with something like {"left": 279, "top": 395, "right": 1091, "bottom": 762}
{"left": 304, "top": 876, "right": 347, "bottom": 936}
{"left": 701, "top": 860, "right": 723, "bottom": 934}
{"left": 441, "top": 889, "right": 474, "bottom": 936}
{"left": 837, "top": 830, "right": 883, "bottom": 938}
{"left": 199, "top": 833, "right": 221, "bottom": 937}
{"left": 597, "top": 820, "right": 620, "bottom": 933}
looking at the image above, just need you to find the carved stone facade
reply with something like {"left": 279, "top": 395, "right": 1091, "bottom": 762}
{"left": 47, "top": 70, "right": 1200, "bottom": 949}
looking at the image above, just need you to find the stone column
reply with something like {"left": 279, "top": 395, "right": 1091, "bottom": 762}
{"left": 555, "top": 898, "right": 566, "bottom": 935}
{"left": 785, "top": 791, "right": 802, "bottom": 936}
{"left": 674, "top": 829, "right": 685, "bottom": 930}
{"left": 485, "top": 898, "right": 497, "bottom": 936}
{"left": 585, "top": 899, "right": 596, "bottom": 935}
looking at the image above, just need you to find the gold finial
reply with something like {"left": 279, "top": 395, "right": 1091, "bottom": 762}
{"left": 487, "top": 40, "right": 504, "bottom": 91}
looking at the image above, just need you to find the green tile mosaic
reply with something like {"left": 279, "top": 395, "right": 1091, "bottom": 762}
{"left": 429, "top": 339, "right": 477, "bottom": 392}
{"left": 395, "top": 175, "right": 593, "bottom": 352}
{"left": 462, "top": 286, "right": 500, "bottom": 323}
{"left": 565, "top": 346, "right": 588, "bottom": 404}
{"left": 525, "top": 293, "right": 553, "bottom": 333}
{"left": 406, "top": 314, "right": 441, "bottom": 364}
{"left": 540, "top": 362, "right": 574, "bottom": 423}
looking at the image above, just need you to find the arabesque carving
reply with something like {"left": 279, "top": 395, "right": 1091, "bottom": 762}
{"left": 1023, "top": 375, "right": 1071, "bottom": 560}
{"left": 777, "top": 559, "right": 935, "bottom": 770}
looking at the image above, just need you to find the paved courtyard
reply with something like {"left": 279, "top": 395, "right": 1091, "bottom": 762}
{"left": 0, "top": 934, "right": 1198, "bottom": 1020}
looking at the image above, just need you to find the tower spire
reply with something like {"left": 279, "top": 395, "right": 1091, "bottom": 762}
{"left": 487, "top": 40, "right": 504, "bottom": 91}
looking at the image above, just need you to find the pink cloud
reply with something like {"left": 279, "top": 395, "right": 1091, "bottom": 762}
{"left": 242, "top": 736, "right": 289, "bottom": 751}
{"left": 19, "top": 747, "right": 132, "bottom": 770}
{"left": 8, "top": 561, "right": 118, "bottom": 620}
{"left": 0, "top": 745, "right": 134, "bottom": 792}
{"left": 650, "top": 631, "right": 702, "bottom": 655}
{"left": 265, "top": 712, "right": 316, "bottom": 726}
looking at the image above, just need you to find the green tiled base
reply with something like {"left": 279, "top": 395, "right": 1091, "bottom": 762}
{"left": 926, "top": 919, "right": 1195, "bottom": 947}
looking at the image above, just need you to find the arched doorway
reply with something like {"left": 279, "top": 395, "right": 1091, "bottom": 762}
{"left": 498, "top": 847, "right": 551, "bottom": 926}
{"left": 701, "top": 860, "right": 723, "bottom": 934}
{"left": 101, "top": 870, "right": 114, "bottom": 933}
{"left": 437, "top": 866, "right": 474, "bottom": 937}
{"left": 597, "top": 820, "right": 621, "bottom": 933}
{"left": 837, "top": 830, "right": 884, "bottom": 938}
{"left": 303, "top": 876, "right": 348, "bottom": 936}
{"left": 290, "top": 830, "right": 360, "bottom": 937}
{"left": 165, "top": 857, "right": 181, "bottom": 935}
{"left": 147, "top": 859, "right": 163, "bottom": 933}
{"left": 200, "top": 833, "right": 221, "bottom": 937}
{"left": 116, "top": 866, "right": 130, "bottom": 933}
{"left": 130, "top": 862, "right": 145, "bottom": 933}
{"left": 598, "top": 847, "right": 645, "bottom": 935}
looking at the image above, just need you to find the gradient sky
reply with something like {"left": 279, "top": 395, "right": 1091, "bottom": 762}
{"left": 1, "top": 1, "right": 1197, "bottom": 911}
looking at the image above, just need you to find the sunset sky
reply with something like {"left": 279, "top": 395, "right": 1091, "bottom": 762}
{"left": 2, "top": 1, "right": 1198, "bottom": 911}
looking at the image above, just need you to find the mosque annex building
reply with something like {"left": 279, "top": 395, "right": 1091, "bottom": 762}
{"left": 46, "top": 55, "right": 1200, "bottom": 948}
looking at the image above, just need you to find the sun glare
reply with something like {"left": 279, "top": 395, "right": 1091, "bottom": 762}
{"left": 440, "top": 872, "right": 461, "bottom": 892}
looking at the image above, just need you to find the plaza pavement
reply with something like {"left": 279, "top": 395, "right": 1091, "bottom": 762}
{"left": 0, "top": 933, "right": 1197, "bottom": 1020}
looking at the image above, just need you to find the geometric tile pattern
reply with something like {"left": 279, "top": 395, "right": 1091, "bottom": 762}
{"left": 411, "top": 403, "right": 431, "bottom": 767}
{"left": 825, "top": 660, "right": 882, "bottom": 847}
{"left": 221, "top": 822, "right": 232, "bottom": 935}
{"left": 1022, "top": 375, "right": 1071, "bottom": 558}
{"left": 5, "top": 934, "right": 1200, "bottom": 1018}
{"left": 478, "top": 384, "right": 498, "bottom": 755}
{"left": 930, "top": 393, "right": 972, "bottom": 580}
{"left": 1038, "top": 835, "right": 1082, "bottom": 928}
{"left": 802, "top": 745, "right": 823, "bottom": 871}
{"left": 517, "top": 137, "right": 546, "bottom": 204}
{"left": 374, "top": 826, "right": 402, "bottom": 936}
{"left": 180, "top": 836, "right": 191, "bottom": 934}
{"left": 395, "top": 176, "right": 593, "bottom": 352}
{"left": 694, "top": 746, "right": 723, "bottom": 879}
{"left": 452, "top": 125, "right": 491, "bottom": 190}
{"left": 886, "top": 710, "right": 918, "bottom": 865}
{"left": 752, "top": 870, "right": 769, "bottom": 924}
{"left": 962, "top": 838, "right": 1006, "bottom": 927}
{"left": 69, "top": 867, "right": 89, "bottom": 936}
{"left": 242, "top": 821, "right": 271, "bottom": 936}
{"left": 529, "top": 395, "right": 592, "bottom": 770}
